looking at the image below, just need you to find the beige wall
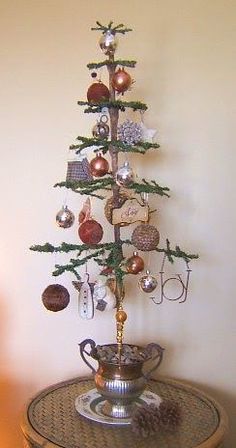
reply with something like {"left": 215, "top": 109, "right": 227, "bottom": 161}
{"left": 0, "top": 0, "right": 236, "bottom": 446}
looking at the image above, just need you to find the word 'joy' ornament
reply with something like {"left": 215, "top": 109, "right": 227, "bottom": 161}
{"left": 112, "top": 197, "right": 149, "bottom": 225}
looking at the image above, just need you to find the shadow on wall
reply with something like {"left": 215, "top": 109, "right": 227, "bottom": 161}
{"left": 0, "top": 295, "right": 36, "bottom": 447}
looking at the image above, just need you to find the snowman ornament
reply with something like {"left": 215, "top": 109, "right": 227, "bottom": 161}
{"left": 93, "top": 276, "right": 116, "bottom": 312}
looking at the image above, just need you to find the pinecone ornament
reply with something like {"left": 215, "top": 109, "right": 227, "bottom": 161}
{"left": 159, "top": 399, "right": 182, "bottom": 431}
{"left": 131, "top": 404, "right": 161, "bottom": 438}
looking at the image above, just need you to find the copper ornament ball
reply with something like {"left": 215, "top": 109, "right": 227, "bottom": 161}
{"left": 78, "top": 219, "right": 103, "bottom": 244}
{"left": 126, "top": 251, "right": 144, "bottom": 274}
{"left": 131, "top": 224, "right": 160, "bottom": 251}
{"left": 90, "top": 153, "right": 109, "bottom": 177}
{"left": 87, "top": 82, "right": 110, "bottom": 103}
{"left": 116, "top": 309, "right": 127, "bottom": 323}
{"left": 112, "top": 68, "right": 132, "bottom": 94}
{"left": 42, "top": 284, "right": 70, "bottom": 312}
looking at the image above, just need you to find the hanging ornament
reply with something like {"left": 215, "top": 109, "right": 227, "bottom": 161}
{"left": 92, "top": 115, "right": 110, "bottom": 139}
{"left": 87, "top": 81, "right": 110, "bottom": 103}
{"left": 42, "top": 284, "right": 70, "bottom": 312}
{"left": 112, "top": 197, "right": 149, "bottom": 225}
{"left": 104, "top": 191, "right": 129, "bottom": 226}
{"left": 90, "top": 153, "right": 109, "bottom": 177}
{"left": 78, "top": 219, "right": 103, "bottom": 244}
{"left": 66, "top": 156, "right": 93, "bottom": 182}
{"left": 56, "top": 205, "right": 75, "bottom": 228}
{"left": 126, "top": 251, "right": 144, "bottom": 274}
{"left": 77, "top": 273, "right": 94, "bottom": 319}
{"left": 116, "top": 161, "right": 134, "bottom": 187}
{"left": 112, "top": 68, "right": 132, "bottom": 94}
{"left": 78, "top": 197, "right": 91, "bottom": 224}
{"left": 118, "top": 119, "right": 143, "bottom": 146}
{"left": 138, "top": 270, "right": 158, "bottom": 293}
{"left": 140, "top": 122, "right": 157, "bottom": 143}
{"left": 131, "top": 223, "right": 160, "bottom": 251}
{"left": 99, "top": 30, "right": 118, "bottom": 55}
{"left": 93, "top": 275, "right": 116, "bottom": 312}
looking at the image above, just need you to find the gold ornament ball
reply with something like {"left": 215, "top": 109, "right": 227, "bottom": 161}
{"left": 116, "top": 309, "right": 127, "bottom": 323}
{"left": 99, "top": 30, "right": 118, "bottom": 55}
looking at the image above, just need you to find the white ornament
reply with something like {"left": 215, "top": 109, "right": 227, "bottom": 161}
{"left": 78, "top": 273, "right": 94, "bottom": 319}
{"left": 140, "top": 122, "right": 157, "bottom": 143}
{"left": 93, "top": 276, "right": 116, "bottom": 311}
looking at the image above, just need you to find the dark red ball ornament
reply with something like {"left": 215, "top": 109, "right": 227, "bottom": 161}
{"left": 87, "top": 81, "right": 110, "bottom": 103}
{"left": 90, "top": 153, "right": 109, "bottom": 177}
{"left": 78, "top": 219, "right": 103, "bottom": 244}
{"left": 42, "top": 284, "right": 70, "bottom": 312}
{"left": 112, "top": 68, "right": 132, "bottom": 94}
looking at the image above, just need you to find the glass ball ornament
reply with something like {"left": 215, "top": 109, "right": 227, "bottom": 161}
{"left": 138, "top": 270, "right": 158, "bottom": 293}
{"left": 116, "top": 161, "right": 134, "bottom": 187}
{"left": 90, "top": 153, "right": 109, "bottom": 177}
{"left": 112, "top": 68, "right": 132, "bottom": 94}
{"left": 126, "top": 251, "right": 144, "bottom": 274}
{"left": 99, "top": 30, "right": 118, "bottom": 55}
{"left": 56, "top": 205, "right": 75, "bottom": 228}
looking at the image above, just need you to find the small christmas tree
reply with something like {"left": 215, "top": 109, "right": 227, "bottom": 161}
{"left": 31, "top": 21, "right": 198, "bottom": 347}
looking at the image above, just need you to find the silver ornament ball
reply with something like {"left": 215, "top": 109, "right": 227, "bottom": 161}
{"left": 99, "top": 30, "right": 118, "bottom": 55}
{"left": 56, "top": 205, "right": 75, "bottom": 228}
{"left": 116, "top": 161, "right": 134, "bottom": 187}
{"left": 92, "top": 122, "right": 109, "bottom": 139}
{"left": 138, "top": 270, "right": 158, "bottom": 293}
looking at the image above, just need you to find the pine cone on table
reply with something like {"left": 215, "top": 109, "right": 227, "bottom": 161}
{"left": 159, "top": 399, "right": 182, "bottom": 431}
{"left": 131, "top": 404, "right": 161, "bottom": 438}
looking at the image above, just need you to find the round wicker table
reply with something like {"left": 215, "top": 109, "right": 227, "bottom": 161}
{"left": 21, "top": 377, "right": 228, "bottom": 448}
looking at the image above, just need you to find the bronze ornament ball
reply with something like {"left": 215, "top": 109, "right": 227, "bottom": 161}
{"left": 87, "top": 81, "right": 110, "bottom": 103}
{"left": 90, "top": 153, "right": 109, "bottom": 177}
{"left": 126, "top": 251, "right": 144, "bottom": 274}
{"left": 78, "top": 219, "right": 103, "bottom": 244}
{"left": 112, "top": 68, "right": 132, "bottom": 94}
{"left": 131, "top": 224, "right": 160, "bottom": 251}
{"left": 42, "top": 284, "right": 70, "bottom": 312}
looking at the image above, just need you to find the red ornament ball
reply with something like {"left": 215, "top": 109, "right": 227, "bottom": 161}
{"left": 112, "top": 68, "right": 132, "bottom": 94}
{"left": 42, "top": 284, "right": 70, "bottom": 312}
{"left": 78, "top": 219, "right": 103, "bottom": 244}
{"left": 87, "top": 81, "right": 110, "bottom": 103}
{"left": 90, "top": 153, "right": 109, "bottom": 177}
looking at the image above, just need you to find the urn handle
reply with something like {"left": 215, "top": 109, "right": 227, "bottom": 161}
{"left": 79, "top": 338, "right": 97, "bottom": 374}
{"left": 143, "top": 343, "right": 164, "bottom": 380}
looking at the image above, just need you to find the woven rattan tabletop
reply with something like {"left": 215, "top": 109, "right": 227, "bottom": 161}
{"left": 21, "top": 376, "right": 228, "bottom": 448}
